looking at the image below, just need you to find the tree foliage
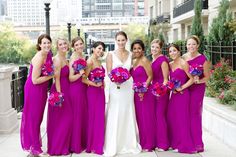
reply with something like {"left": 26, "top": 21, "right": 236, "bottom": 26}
{"left": 190, "top": 0, "right": 205, "bottom": 52}
{"left": 0, "top": 22, "right": 35, "bottom": 64}
{"left": 208, "top": 0, "right": 234, "bottom": 44}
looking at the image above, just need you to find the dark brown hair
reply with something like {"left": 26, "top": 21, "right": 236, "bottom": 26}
{"left": 91, "top": 41, "right": 105, "bottom": 54}
{"left": 36, "top": 34, "right": 52, "bottom": 51}
{"left": 131, "top": 39, "right": 145, "bottom": 51}
{"left": 168, "top": 43, "right": 182, "bottom": 55}
{"left": 115, "top": 31, "right": 128, "bottom": 40}
{"left": 71, "top": 36, "right": 84, "bottom": 48}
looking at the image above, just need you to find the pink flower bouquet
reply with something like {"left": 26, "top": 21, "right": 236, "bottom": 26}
{"left": 41, "top": 62, "right": 54, "bottom": 76}
{"left": 189, "top": 64, "right": 203, "bottom": 76}
{"left": 152, "top": 82, "right": 168, "bottom": 96}
{"left": 48, "top": 92, "right": 64, "bottom": 107}
{"left": 133, "top": 82, "right": 148, "bottom": 93}
{"left": 72, "top": 58, "right": 87, "bottom": 74}
{"left": 166, "top": 78, "right": 181, "bottom": 91}
{"left": 109, "top": 67, "right": 131, "bottom": 89}
{"left": 89, "top": 68, "right": 105, "bottom": 83}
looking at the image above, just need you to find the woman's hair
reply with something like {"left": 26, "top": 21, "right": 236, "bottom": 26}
{"left": 56, "top": 38, "right": 69, "bottom": 51}
{"left": 130, "top": 39, "right": 145, "bottom": 51}
{"left": 91, "top": 41, "right": 105, "bottom": 54}
{"left": 36, "top": 34, "right": 52, "bottom": 51}
{"left": 71, "top": 36, "right": 84, "bottom": 48}
{"left": 168, "top": 43, "right": 182, "bottom": 56}
{"left": 151, "top": 39, "right": 164, "bottom": 49}
{"left": 187, "top": 35, "right": 200, "bottom": 45}
{"left": 115, "top": 31, "right": 128, "bottom": 40}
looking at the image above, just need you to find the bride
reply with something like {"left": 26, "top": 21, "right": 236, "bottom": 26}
{"left": 104, "top": 31, "right": 141, "bottom": 156}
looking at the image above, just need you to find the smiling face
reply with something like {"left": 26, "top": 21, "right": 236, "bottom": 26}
{"left": 132, "top": 43, "right": 144, "bottom": 59}
{"left": 57, "top": 39, "right": 69, "bottom": 53}
{"left": 39, "top": 37, "right": 51, "bottom": 53}
{"left": 73, "top": 39, "right": 84, "bottom": 53}
{"left": 93, "top": 44, "right": 104, "bottom": 58}
{"left": 168, "top": 46, "right": 180, "bottom": 60}
{"left": 187, "top": 38, "right": 199, "bottom": 54}
{"left": 151, "top": 42, "right": 162, "bottom": 56}
{"left": 115, "top": 34, "right": 127, "bottom": 49}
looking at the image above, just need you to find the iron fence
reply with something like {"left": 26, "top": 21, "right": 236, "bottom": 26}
{"left": 146, "top": 41, "right": 236, "bottom": 70}
{"left": 11, "top": 66, "right": 28, "bottom": 112}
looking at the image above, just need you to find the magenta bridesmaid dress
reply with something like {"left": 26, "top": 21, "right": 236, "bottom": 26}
{"left": 47, "top": 65, "right": 73, "bottom": 156}
{"left": 86, "top": 67, "right": 105, "bottom": 155}
{"left": 167, "top": 68, "right": 196, "bottom": 154}
{"left": 130, "top": 66, "right": 156, "bottom": 151}
{"left": 20, "top": 52, "right": 52, "bottom": 155}
{"left": 151, "top": 55, "right": 170, "bottom": 150}
{"left": 70, "top": 64, "right": 88, "bottom": 153}
{"left": 187, "top": 54, "right": 207, "bottom": 152}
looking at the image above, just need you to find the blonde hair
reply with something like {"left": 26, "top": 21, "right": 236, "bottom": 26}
{"left": 56, "top": 38, "right": 69, "bottom": 51}
{"left": 151, "top": 39, "right": 164, "bottom": 49}
{"left": 187, "top": 35, "right": 200, "bottom": 45}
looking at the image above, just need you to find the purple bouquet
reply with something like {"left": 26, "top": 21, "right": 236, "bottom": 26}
{"left": 133, "top": 82, "right": 148, "bottom": 93}
{"left": 166, "top": 78, "right": 181, "bottom": 91}
{"left": 109, "top": 67, "right": 131, "bottom": 89}
{"left": 41, "top": 62, "right": 54, "bottom": 76}
{"left": 48, "top": 92, "right": 64, "bottom": 107}
{"left": 72, "top": 58, "right": 87, "bottom": 74}
{"left": 152, "top": 82, "right": 168, "bottom": 96}
{"left": 89, "top": 68, "right": 105, "bottom": 83}
{"left": 189, "top": 64, "right": 203, "bottom": 76}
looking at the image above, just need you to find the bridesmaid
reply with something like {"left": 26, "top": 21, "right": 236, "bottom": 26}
{"left": 82, "top": 41, "right": 105, "bottom": 155}
{"left": 183, "top": 35, "right": 210, "bottom": 152}
{"left": 150, "top": 39, "right": 170, "bottom": 151}
{"left": 69, "top": 37, "right": 88, "bottom": 153}
{"left": 167, "top": 44, "right": 196, "bottom": 154}
{"left": 130, "top": 39, "right": 156, "bottom": 151}
{"left": 47, "top": 38, "right": 73, "bottom": 156}
{"left": 20, "top": 34, "right": 53, "bottom": 156}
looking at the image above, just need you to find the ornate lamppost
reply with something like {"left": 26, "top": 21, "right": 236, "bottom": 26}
{"left": 43, "top": 0, "right": 53, "bottom": 36}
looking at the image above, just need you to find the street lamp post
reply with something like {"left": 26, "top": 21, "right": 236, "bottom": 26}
{"left": 43, "top": 0, "right": 53, "bottom": 36}
{"left": 67, "top": 23, "right": 72, "bottom": 43}
{"left": 76, "top": 23, "right": 81, "bottom": 37}
{"left": 84, "top": 33, "right": 88, "bottom": 58}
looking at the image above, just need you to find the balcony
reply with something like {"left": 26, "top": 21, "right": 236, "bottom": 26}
{"left": 156, "top": 12, "right": 170, "bottom": 23}
{"left": 173, "top": 0, "right": 208, "bottom": 18}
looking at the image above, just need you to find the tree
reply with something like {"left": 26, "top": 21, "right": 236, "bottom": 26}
{"left": 208, "top": 0, "right": 234, "bottom": 44}
{"left": 190, "top": 0, "right": 205, "bottom": 52}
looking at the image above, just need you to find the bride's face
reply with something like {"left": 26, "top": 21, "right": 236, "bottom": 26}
{"left": 115, "top": 35, "right": 127, "bottom": 49}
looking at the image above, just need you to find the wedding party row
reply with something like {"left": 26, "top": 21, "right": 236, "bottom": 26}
{"left": 20, "top": 31, "right": 210, "bottom": 157}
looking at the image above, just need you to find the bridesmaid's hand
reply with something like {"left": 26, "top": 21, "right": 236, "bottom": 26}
{"left": 79, "top": 69, "right": 85, "bottom": 76}
{"left": 95, "top": 82, "right": 103, "bottom": 87}
{"left": 194, "top": 76, "right": 200, "bottom": 84}
{"left": 138, "top": 93, "right": 144, "bottom": 101}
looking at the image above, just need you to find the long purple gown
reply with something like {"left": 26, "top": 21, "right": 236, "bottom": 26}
{"left": 47, "top": 65, "right": 73, "bottom": 156}
{"left": 86, "top": 67, "right": 105, "bottom": 155}
{"left": 187, "top": 54, "right": 207, "bottom": 152}
{"left": 167, "top": 68, "right": 196, "bottom": 154}
{"left": 70, "top": 62, "right": 88, "bottom": 153}
{"left": 151, "top": 55, "right": 169, "bottom": 150}
{"left": 130, "top": 66, "right": 156, "bottom": 151}
{"left": 20, "top": 52, "right": 52, "bottom": 155}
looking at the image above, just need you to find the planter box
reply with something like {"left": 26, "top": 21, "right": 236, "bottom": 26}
{"left": 203, "top": 97, "right": 236, "bottom": 150}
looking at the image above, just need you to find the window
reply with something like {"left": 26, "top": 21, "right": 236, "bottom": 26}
{"left": 173, "top": 29, "right": 178, "bottom": 41}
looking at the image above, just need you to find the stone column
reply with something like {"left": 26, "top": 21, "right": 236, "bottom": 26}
{"left": 0, "top": 67, "right": 18, "bottom": 134}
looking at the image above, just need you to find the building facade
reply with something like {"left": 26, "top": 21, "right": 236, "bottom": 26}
{"left": 148, "top": 0, "right": 236, "bottom": 43}
{"left": 6, "top": 0, "right": 82, "bottom": 26}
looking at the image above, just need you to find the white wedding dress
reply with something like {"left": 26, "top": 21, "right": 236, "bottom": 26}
{"left": 104, "top": 51, "right": 141, "bottom": 157}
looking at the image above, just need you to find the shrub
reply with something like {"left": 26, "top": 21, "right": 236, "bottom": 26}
{"left": 207, "top": 59, "right": 236, "bottom": 109}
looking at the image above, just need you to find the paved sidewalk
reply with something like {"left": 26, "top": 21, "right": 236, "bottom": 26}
{"left": 0, "top": 111, "right": 236, "bottom": 157}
